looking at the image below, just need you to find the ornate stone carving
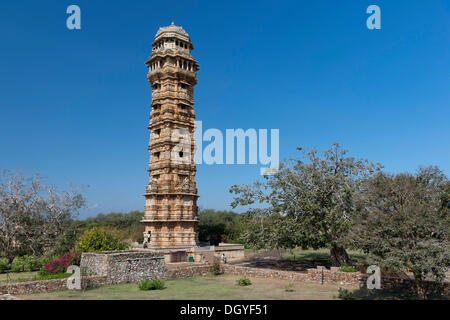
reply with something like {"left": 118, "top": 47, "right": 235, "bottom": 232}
{"left": 142, "top": 23, "right": 199, "bottom": 248}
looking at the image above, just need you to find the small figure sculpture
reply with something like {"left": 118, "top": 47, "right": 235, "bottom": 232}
{"left": 180, "top": 176, "right": 190, "bottom": 191}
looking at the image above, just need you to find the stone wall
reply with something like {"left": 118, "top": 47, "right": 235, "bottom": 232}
{"left": 213, "top": 244, "right": 245, "bottom": 261}
{"left": 222, "top": 264, "right": 309, "bottom": 282}
{"left": 222, "top": 264, "right": 363, "bottom": 285}
{"left": 3, "top": 253, "right": 447, "bottom": 297}
{"left": 165, "top": 262, "right": 214, "bottom": 279}
{"left": 0, "top": 276, "right": 107, "bottom": 295}
{"left": 222, "top": 264, "right": 450, "bottom": 297}
{"left": 80, "top": 250, "right": 166, "bottom": 284}
{"left": 306, "top": 266, "right": 363, "bottom": 285}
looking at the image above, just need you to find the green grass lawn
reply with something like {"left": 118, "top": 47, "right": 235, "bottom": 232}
{"left": 0, "top": 271, "right": 40, "bottom": 283}
{"left": 0, "top": 271, "right": 71, "bottom": 283}
{"left": 17, "top": 274, "right": 355, "bottom": 300}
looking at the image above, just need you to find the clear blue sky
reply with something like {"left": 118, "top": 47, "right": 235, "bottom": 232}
{"left": 1, "top": 1, "right": 449, "bottom": 218}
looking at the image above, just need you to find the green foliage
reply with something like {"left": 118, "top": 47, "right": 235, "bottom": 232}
{"left": 74, "top": 209, "right": 243, "bottom": 247}
{"left": 339, "top": 264, "right": 357, "bottom": 272}
{"left": 349, "top": 166, "right": 450, "bottom": 298}
{"left": 198, "top": 209, "right": 242, "bottom": 245}
{"left": 11, "top": 271, "right": 72, "bottom": 283}
{"left": 284, "top": 283, "right": 295, "bottom": 292}
{"left": 230, "top": 143, "right": 382, "bottom": 266}
{"left": 39, "top": 252, "right": 80, "bottom": 275}
{"left": 76, "top": 227, "right": 129, "bottom": 252}
{"left": 54, "top": 228, "right": 79, "bottom": 255}
{"left": 1, "top": 256, "right": 51, "bottom": 273}
{"left": 75, "top": 211, "right": 145, "bottom": 244}
{"left": 38, "top": 256, "right": 54, "bottom": 269}
{"left": 337, "top": 287, "right": 354, "bottom": 300}
{"left": 0, "top": 258, "right": 10, "bottom": 272}
{"left": 37, "top": 272, "right": 72, "bottom": 281}
{"left": 236, "top": 278, "right": 252, "bottom": 286}
{"left": 213, "top": 259, "right": 222, "bottom": 276}
{"left": 11, "top": 256, "right": 26, "bottom": 272}
{"left": 138, "top": 279, "right": 166, "bottom": 290}
{"left": 23, "top": 256, "right": 40, "bottom": 272}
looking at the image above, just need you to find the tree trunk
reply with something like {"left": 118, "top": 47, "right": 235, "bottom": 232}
{"left": 330, "top": 244, "right": 350, "bottom": 267}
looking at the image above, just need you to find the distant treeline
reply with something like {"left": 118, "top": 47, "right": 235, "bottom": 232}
{"left": 75, "top": 211, "right": 145, "bottom": 243}
{"left": 75, "top": 209, "right": 243, "bottom": 245}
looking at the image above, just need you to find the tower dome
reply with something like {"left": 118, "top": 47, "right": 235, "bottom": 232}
{"left": 155, "top": 22, "right": 191, "bottom": 43}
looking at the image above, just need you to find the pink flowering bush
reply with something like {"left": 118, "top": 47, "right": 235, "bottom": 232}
{"left": 39, "top": 252, "right": 80, "bottom": 275}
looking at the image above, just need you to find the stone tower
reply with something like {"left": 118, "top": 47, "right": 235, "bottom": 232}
{"left": 142, "top": 23, "right": 200, "bottom": 248}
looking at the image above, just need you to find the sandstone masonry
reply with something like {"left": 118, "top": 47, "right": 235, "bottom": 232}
{"left": 142, "top": 23, "right": 200, "bottom": 248}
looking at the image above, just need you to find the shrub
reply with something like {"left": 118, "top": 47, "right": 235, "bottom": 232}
{"left": 284, "top": 283, "right": 295, "bottom": 292}
{"left": 40, "top": 252, "right": 81, "bottom": 275}
{"left": 38, "top": 256, "right": 54, "bottom": 269}
{"left": 138, "top": 279, "right": 166, "bottom": 291}
{"left": 213, "top": 259, "right": 222, "bottom": 276}
{"left": 11, "top": 256, "right": 26, "bottom": 272}
{"left": 0, "top": 258, "right": 10, "bottom": 273}
{"left": 76, "top": 227, "right": 129, "bottom": 252}
{"left": 24, "top": 256, "right": 40, "bottom": 272}
{"left": 337, "top": 287, "right": 354, "bottom": 300}
{"left": 339, "top": 264, "right": 357, "bottom": 272}
{"left": 236, "top": 278, "right": 252, "bottom": 286}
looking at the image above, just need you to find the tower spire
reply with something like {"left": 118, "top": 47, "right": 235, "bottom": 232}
{"left": 142, "top": 24, "right": 200, "bottom": 248}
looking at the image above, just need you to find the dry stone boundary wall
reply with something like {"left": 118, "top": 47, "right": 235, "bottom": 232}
{"left": 1, "top": 252, "right": 448, "bottom": 297}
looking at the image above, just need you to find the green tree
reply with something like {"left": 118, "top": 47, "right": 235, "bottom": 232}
{"left": 198, "top": 209, "right": 242, "bottom": 245}
{"left": 349, "top": 166, "right": 450, "bottom": 299}
{"left": 76, "top": 226, "right": 129, "bottom": 252}
{"left": 230, "top": 143, "right": 381, "bottom": 266}
{"left": 75, "top": 210, "right": 145, "bottom": 243}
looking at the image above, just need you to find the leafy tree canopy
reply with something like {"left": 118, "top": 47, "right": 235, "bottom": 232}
{"left": 230, "top": 143, "right": 382, "bottom": 266}
{"left": 75, "top": 211, "right": 144, "bottom": 243}
{"left": 76, "top": 226, "right": 129, "bottom": 252}
{"left": 198, "top": 209, "right": 242, "bottom": 245}
{"left": 349, "top": 166, "right": 450, "bottom": 299}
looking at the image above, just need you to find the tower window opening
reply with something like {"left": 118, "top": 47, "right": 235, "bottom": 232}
{"left": 152, "top": 104, "right": 161, "bottom": 110}
{"left": 153, "top": 128, "right": 161, "bottom": 136}
{"left": 154, "top": 152, "right": 160, "bottom": 159}
{"left": 179, "top": 151, "right": 184, "bottom": 158}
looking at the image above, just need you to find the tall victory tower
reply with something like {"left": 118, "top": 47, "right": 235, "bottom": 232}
{"left": 142, "top": 23, "right": 200, "bottom": 248}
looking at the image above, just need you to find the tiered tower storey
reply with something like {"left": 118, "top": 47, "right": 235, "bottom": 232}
{"left": 142, "top": 23, "right": 200, "bottom": 248}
